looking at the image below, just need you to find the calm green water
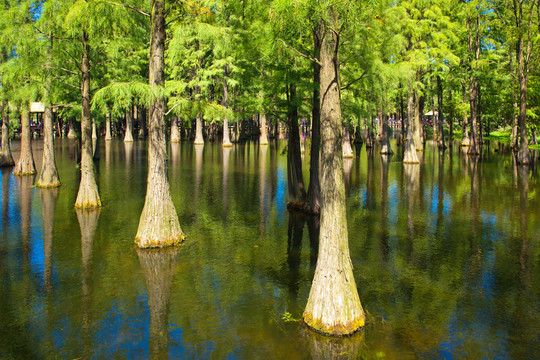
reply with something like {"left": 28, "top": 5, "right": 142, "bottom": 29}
{"left": 1, "top": 139, "right": 539, "bottom": 359}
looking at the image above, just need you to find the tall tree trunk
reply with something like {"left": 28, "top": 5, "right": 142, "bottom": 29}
{"left": 194, "top": 113, "right": 204, "bottom": 145}
{"left": 260, "top": 113, "right": 269, "bottom": 145}
{"left": 461, "top": 82, "right": 470, "bottom": 146}
{"left": 75, "top": 32, "right": 101, "bottom": 208}
{"left": 222, "top": 65, "right": 232, "bottom": 147}
{"left": 37, "top": 107, "right": 60, "bottom": 187}
{"left": 308, "top": 23, "right": 322, "bottom": 214}
{"left": 124, "top": 110, "right": 134, "bottom": 142}
{"left": 303, "top": 19, "right": 365, "bottom": 336}
{"left": 468, "top": 15, "right": 480, "bottom": 155}
{"left": 286, "top": 83, "right": 307, "bottom": 208}
{"left": 67, "top": 120, "right": 77, "bottom": 138}
{"left": 516, "top": 0, "right": 531, "bottom": 164}
{"left": 404, "top": 84, "right": 420, "bottom": 164}
{"left": 0, "top": 101, "right": 14, "bottom": 167}
{"left": 413, "top": 80, "right": 423, "bottom": 151}
{"left": 136, "top": 0, "right": 183, "bottom": 248}
{"left": 105, "top": 112, "right": 112, "bottom": 140}
{"left": 170, "top": 116, "right": 180, "bottom": 142}
{"left": 13, "top": 107, "right": 37, "bottom": 176}
{"left": 139, "top": 106, "right": 147, "bottom": 139}
{"left": 437, "top": 76, "right": 446, "bottom": 149}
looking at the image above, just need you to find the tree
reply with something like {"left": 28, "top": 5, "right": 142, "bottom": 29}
{"left": 135, "top": 0, "right": 184, "bottom": 248}
{"left": 303, "top": 2, "right": 365, "bottom": 336}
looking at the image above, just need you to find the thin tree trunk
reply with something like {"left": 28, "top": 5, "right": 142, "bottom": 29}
{"left": 260, "top": 113, "right": 269, "bottom": 145}
{"left": 75, "top": 31, "right": 101, "bottom": 208}
{"left": 139, "top": 106, "right": 147, "bottom": 139}
{"left": 468, "top": 16, "right": 480, "bottom": 155}
{"left": 437, "top": 76, "right": 446, "bottom": 149}
{"left": 413, "top": 81, "right": 423, "bottom": 151}
{"left": 0, "top": 101, "right": 14, "bottom": 167}
{"left": 308, "top": 23, "right": 321, "bottom": 214}
{"left": 13, "top": 107, "right": 37, "bottom": 176}
{"left": 124, "top": 110, "right": 134, "bottom": 142}
{"left": 286, "top": 83, "right": 307, "bottom": 208}
{"left": 222, "top": 65, "right": 232, "bottom": 147}
{"left": 92, "top": 119, "right": 97, "bottom": 139}
{"left": 170, "top": 116, "right": 180, "bottom": 142}
{"left": 516, "top": 0, "right": 531, "bottom": 164}
{"left": 136, "top": 0, "right": 183, "bottom": 248}
{"left": 461, "top": 82, "right": 470, "bottom": 146}
{"left": 37, "top": 106, "right": 60, "bottom": 187}
{"left": 404, "top": 85, "right": 419, "bottom": 164}
{"left": 303, "top": 19, "right": 365, "bottom": 336}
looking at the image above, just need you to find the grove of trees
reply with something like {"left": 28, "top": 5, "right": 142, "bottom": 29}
{"left": 1, "top": 0, "right": 539, "bottom": 337}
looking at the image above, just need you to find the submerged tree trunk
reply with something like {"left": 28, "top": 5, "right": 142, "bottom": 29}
{"left": 260, "top": 113, "right": 269, "bottom": 145}
{"left": 136, "top": 0, "right": 183, "bottom": 248}
{"left": 222, "top": 117, "right": 232, "bottom": 147}
{"left": 37, "top": 107, "right": 60, "bottom": 187}
{"left": 92, "top": 119, "right": 97, "bottom": 140}
{"left": 222, "top": 66, "right": 232, "bottom": 147}
{"left": 413, "top": 83, "right": 423, "bottom": 151}
{"left": 308, "top": 24, "right": 321, "bottom": 215}
{"left": 403, "top": 85, "right": 419, "bottom": 164}
{"left": 303, "top": 19, "right": 365, "bottom": 336}
{"left": 67, "top": 120, "right": 77, "bottom": 138}
{"left": 13, "top": 108, "right": 37, "bottom": 176}
{"left": 170, "top": 116, "right": 180, "bottom": 142}
{"left": 124, "top": 110, "right": 134, "bottom": 142}
{"left": 75, "top": 31, "right": 101, "bottom": 208}
{"left": 286, "top": 83, "right": 307, "bottom": 208}
{"left": 0, "top": 101, "right": 14, "bottom": 167}
{"left": 194, "top": 113, "right": 204, "bottom": 145}
{"left": 105, "top": 112, "right": 112, "bottom": 140}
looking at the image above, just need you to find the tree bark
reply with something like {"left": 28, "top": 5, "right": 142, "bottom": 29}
{"left": 37, "top": 107, "right": 60, "bottom": 187}
{"left": 0, "top": 101, "right": 14, "bottom": 167}
{"left": 92, "top": 119, "right": 97, "bottom": 139}
{"left": 413, "top": 82, "right": 423, "bottom": 151}
{"left": 308, "top": 23, "right": 322, "bottom": 214}
{"left": 516, "top": 0, "right": 531, "bottom": 164}
{"left": 13, "top": 107, "right": 37, "bottom": 176}
{"left": 461, "top": 82, "right": 470, "bottom": 146}
{"left": 75, "top": 32, "right": 101, "bottom": 208}
{"left": 136, "top": 0, "right": 183, "bottom": 248}
{"left": 67, "top": 120, "right": 77, "bottom": 138}
{"left": 170, "top": 116, "right": 180, "bottom": 142}
{"left": 303, "top": 19, "right": 365, "bottom": 336}
{"left": 124, "top": 110, "right": 134, "bottom": 142}
{"left": 403, "top": 84, "right": 419, "bottom": 164}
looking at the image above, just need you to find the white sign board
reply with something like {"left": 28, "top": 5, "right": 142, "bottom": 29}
{"left": 30, "top": 102, "right": 45, "bottom": 113}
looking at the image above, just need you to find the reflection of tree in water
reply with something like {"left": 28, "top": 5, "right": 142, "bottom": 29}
{"left": 303, "top": 328, "right": 364, "bottom": 360}
{"left": 40, "top": 188, "right": 59, "bottom": 293}
{"left": 76, "top": 209, "right": 100, "bottom": 360}
{"left": 343, "top": 157, "right": 353, "bottom": 196}
{"left": 16, "top": 175, "right": 34, "bottom": 260}
{"left": 379, "top": 155, "right": 391, "bottom": 261}
{"left": 404, "top": 164, "right": 419, "bottom": 264}
{"left": 286, "top": 212, "right": 305, "bottom": 313}
{"left": 222, "top": 147, "right": 231, "bottom": 214}
{"left": 137, "top": 248, "right": 181, "bottom": 359}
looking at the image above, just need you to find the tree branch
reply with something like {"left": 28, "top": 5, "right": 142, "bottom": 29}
{"left": 105, "top": 1, "right": 150, "bottom": 17}
{"left": 340, "top": 71, "right": 367, "bottom": 91}
{"left": 277, "top": 39, "right": 321, "bottom": 66}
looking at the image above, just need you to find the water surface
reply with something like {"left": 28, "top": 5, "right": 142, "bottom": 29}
{"left": 1, "top": 139, "right": 539, "bottom": 359}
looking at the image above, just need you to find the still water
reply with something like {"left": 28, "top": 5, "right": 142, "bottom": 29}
{"left": 1, "top": 139, "right": 539, "bottom": 359}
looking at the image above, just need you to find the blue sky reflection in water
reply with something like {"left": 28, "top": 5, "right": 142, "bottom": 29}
{"left": 0, "top": 139, "right": 539, "bottom": 359}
